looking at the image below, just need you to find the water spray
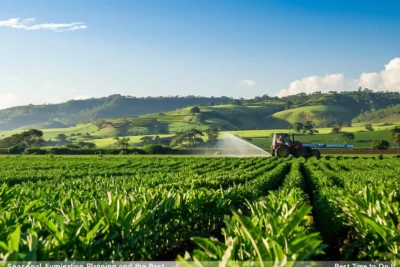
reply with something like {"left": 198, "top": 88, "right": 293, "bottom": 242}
{"left": 214, "top": 133, "right": 271, "bottom": 157}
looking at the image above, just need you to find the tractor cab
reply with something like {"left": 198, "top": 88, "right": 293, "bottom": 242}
{"left": 272, "top": 133, "right": 302, "bottom": 149}
{"left": 272, "top": 133, "right": 291, "bottom": 148}
{"left": 271, "top": 133, "right": 321, "bottom": 158}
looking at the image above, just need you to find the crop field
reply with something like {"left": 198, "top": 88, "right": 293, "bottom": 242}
{"left": 0, "top": 155, "right": 399, "bottom": 262}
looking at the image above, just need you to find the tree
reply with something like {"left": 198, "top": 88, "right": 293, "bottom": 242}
{"left": 285, "top": 101, "right": 293, "bottom": 110}
{"left": 372, "top": 139, "right": 390, "bottom": 150}
{"left": 293, "top": 123, "right": 304, "bottom": 133}
{"left": 189, "top": 106, "right": 201, "bottom": 115}
{"left": 205, "top": 127, "right": 220, "bottom": 145}
{"left": 170, "top": 129, "right": 204, "bottom": 148}
{"left": 11, "top": 129, "right": 44, "bottom": 147}
{"left": 390, "top": 126, "right": 400, "bottom": 136}
{"left": 393, "top": 133, "right": 400, "bottom": 153}
{"left": 56, "top": 133, "right": 68, "bottom": 142}
{"left": 341, "top": 132, "right": 355, "bottom": 142}
{"left": 77, "top": 141, "right": 96, "bottom": 148}
{"left": 140, "top": 136, "right": 154, "bottom": 145}
{"left": 304, "top": 121, "right": 315, "bottom": 134}
{"left": 331, "top": 123, "right": 342, "bottom": 134}
{"left": 365, "top": 124, "right": 374, "bottom": 131}
{"left": 233, "top": 99, "right": 242, "bottom": 106}
{"left": 114, "top": 137, "right": 130, "bottom": 151}
{"left": 95, "top": 120, "right": 106, "bottom": 130}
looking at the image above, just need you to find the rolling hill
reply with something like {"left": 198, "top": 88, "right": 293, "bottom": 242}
{"left": 352, "top": 104, "right": 400, "bottom": 123}
{"left": 0, "top": 95, "right": 232, "bottom": 131}
{"left": 264, "top": 105, "right": 355, "bottom": 128}
{"left": 0, "top": 90, "right": 399, "bottom": 132}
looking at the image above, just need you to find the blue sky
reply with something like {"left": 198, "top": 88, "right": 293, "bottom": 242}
{"left": 0, "top": 0, "right": 400, "bottom": 109}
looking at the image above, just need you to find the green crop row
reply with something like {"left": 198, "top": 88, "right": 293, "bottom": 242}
{"left": 0, "top": 155, "right": 399, "bottom": 262}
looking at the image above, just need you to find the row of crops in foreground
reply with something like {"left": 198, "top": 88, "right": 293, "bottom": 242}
{"left": 0, "top": 155, "right": 399, "bottom": 263}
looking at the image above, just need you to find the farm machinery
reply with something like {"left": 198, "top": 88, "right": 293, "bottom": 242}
{"left": 271, "top": 133, "right": 353, "bottom": 158}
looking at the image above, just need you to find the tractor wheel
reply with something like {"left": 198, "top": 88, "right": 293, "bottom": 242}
{"left": 311, "top": 149, "right": 321, "bottom": 159}
{"left": 294, "top": 147, "right": 306, "bottom": 157}
{"left": 275, "top": 146, "right": 290, "bottom": 157}
{"left": 305, "top": 147, "right": 312, "bottom": 157}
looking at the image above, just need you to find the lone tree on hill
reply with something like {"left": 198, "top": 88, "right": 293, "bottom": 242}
{"left": 11, "top": 129, "right": 44, "bottom": 147}
{"left": 205, "top": 127, "right": 220, "bottom": 145}
{"left": 372, "top": 139, "right": 390, "bottom": 150}
{"left": 56, "top": 133, "right": 68, "bottom": 142}
{"left": 114, "top": 137, "right": 130, "bottom": 151}
{"left": 304, "top": 121, "right": 316, "bottom": 134}
{"left": 341, "top": 132, "right": 355, "bottom": 143}
{"left": 365, "top": 124, "right": 374, "bottom": 131}
{"left": 140, "top": 136, "right": 154, "bottom": 145}
{"left": 170, "top": 129, "right": 204, "bottom": 148}
{"left": 189, "top": 106, "right": 201, "bottom": 115}
{"left": 285, "top": 101, "right": 293, "bottom": 110}
{"left": 391, "top": 127, "right": 400, "bottom": 153}
{"left": 293, "top": 123, "right": 304, "bottom": 133}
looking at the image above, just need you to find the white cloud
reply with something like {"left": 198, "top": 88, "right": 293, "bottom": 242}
{"left": 239, "top": 79, "right": 256, "bottom": 87}
{"left": 0, "top": 93, "right": 18, "bottom": 109}
{"left": 0, "top": 18, "right": 87, "bottom": 32}
{"left": 277, "top": 57, "right": 400, "bottom": 97}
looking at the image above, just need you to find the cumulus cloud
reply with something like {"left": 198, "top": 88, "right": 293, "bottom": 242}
{"left": 0, "top": 18, "right": 87, "bottom": 32}
{"left": 239, "top": 79, "right": 256, "bottom": 87}
{"left": 0, "top": 93, "right": 18, "bottom": 109}
{"left": 277, "top": 57, "right": 400, "bottom": 97}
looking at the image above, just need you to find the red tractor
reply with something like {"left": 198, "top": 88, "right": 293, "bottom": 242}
{"left": 271, "top": 133, "right": 321, "bottom": 158}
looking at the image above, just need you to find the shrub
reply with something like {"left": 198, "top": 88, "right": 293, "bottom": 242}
{"left": 372, "top": 140, "right": 390, "bottom": 150}
{"left": 0, "top": 148, "right": 9, "bottom": 155}
{"left": 331, "top": 127, "right": 341, "bottom": 134}
{"left": 143, "top": 144, "right": 171, "bottom": 154}
{"left": 8, "top": 146, "right": 25, "bottom": 154}
{"left": 48, "top": 148, "right": 71, "bottom": 154}
{"left": 24, "top": 148, "right": 47, "bottom": 155}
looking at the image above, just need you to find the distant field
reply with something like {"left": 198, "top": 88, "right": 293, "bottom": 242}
{"left": 229, "top": 122, "right": 399, "bottom": 137}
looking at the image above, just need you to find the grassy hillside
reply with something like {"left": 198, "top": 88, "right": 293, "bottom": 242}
{"left": 1, "top": 90, "right": 399, "bottom": 131}
{"left": 0, "top": 95, "right": 232, "bottom": 130}
{"left": 352, "top": 104, "right": 400, "bottom": 123}
{"left": 264, "top": 105, "right": 355, "bottom": 128}
{"left": 0, "top": 101, "right": 284, "bottom": 142}
{"left": 139, "top": 102, "right": 284, "bottom": 132}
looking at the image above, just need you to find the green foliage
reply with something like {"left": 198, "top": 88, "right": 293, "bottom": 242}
{"left": 114, "top": 137, "right": 130, "bottom": 150}
{"left": 293, "top": 123, "right": 304, "bottom": 133}
{"left": 0, "top": 95, "right": 232, "bottom": 131}
{"left": 353, "top": 104, "right": 400, "bottom": 123}
{"left": 56, "top": 133, "right": 68, "bottom": 142}
{"left": 372, "top": 139, "right": 390, "bottom": 150}
{"left": 170, "top": 129, "right": 204, "bottom": 148}
{"left": 0, "top": 155, "right": 400, "bottom": 261}
{"left": 334, "top": 186, "right": 400, "bottom": 262}
{"left": 365, "top": 123, "right": 375, "bottom": 131}
{"left": 179, "top": 189, "right": 324, "bottom": 263}
{"left": 341, "top": 132, "right": 355, "bottom": 142}
{"left": 8, "top": 146, "right": 25, "bottom": 154}
{"left": 142, "top": 144, "right": 170, "bottom": 154}
{"left": 10, "top": 129, "right": 44, "bottom": 147}
{"left": 24, "top": 148, "right": 47, "bottom": 155}
{"left": 205, "top": 127, "right": 220, "bottom": 144}
{"left": 189, "top": 106, "right": 201, "bottom": 115}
